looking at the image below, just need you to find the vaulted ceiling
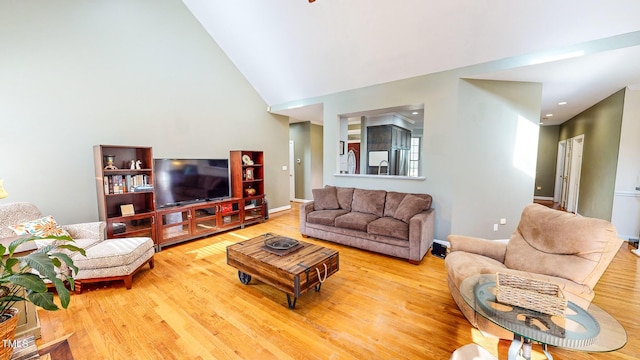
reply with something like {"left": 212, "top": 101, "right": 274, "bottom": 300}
{"left": 183, "top": 0, "right": 640, "bottom": 126}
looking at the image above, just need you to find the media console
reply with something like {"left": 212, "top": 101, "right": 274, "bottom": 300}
{"left": 94, "top": 146, "right": 267, "bottom": 251}
{"left": 155, "top": 197, "right": 244, "bottom": 250}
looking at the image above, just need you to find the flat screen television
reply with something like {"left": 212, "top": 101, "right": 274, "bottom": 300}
{"left": 154, "top": 158, "right": 230, "bottom": 208}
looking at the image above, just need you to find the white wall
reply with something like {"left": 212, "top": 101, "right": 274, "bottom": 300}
{"left": 0, "top": 0, "right": 290, "bottom": 225}
{"left": 611, "top": 87, "right": 640, "bottom": 239}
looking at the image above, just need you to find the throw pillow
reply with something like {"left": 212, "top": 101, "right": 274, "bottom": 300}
{"left": 312, "top": 186, "right": 340, "bottom": 210}
{"left": 9, "top": 215, "right": 71, "bottom": 248}
{"left": 393, "top": 195, "right": 429, "bottom": 223}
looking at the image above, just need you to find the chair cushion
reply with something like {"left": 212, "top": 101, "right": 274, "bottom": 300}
{"left": 0, "top": 202, "right": 43, "bottom": 239}
{"left": 367, "top": 217, "right": 409, "bottom": 240}
{"left": 72, "top": 237, "right": 154, "bottom": 270}
{"left": 75, "top": 247, "right": 154, "bottom": 280}
{"left": 504, "top": 204, "right": 622, "bottom": 285}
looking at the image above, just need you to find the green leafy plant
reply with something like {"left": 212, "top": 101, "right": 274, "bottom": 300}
{"left": 0, "top": 235, "right": 85, "bottom": 318}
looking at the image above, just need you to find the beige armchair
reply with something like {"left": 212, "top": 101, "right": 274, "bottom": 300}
{"left": 0, "top": 202, "right": 154, "bottom": 293}
{"left": 445, "top": 203, "right": 623, "bottom": 337}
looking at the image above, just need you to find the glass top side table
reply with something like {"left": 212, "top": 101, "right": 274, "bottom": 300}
{"left": 459, "top": 274, "right": 627, "bottom": 360}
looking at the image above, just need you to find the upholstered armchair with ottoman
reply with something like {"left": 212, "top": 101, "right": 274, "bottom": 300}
{"left": 0, "top": 202, "right": 154, "bottom": 293}
{"left": 445, "top": 203, "right": 623, "bottom": 337}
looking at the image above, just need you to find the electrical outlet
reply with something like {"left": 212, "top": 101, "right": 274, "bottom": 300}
{"left": 500, "top": 218, "right": 506, "bottom": 225}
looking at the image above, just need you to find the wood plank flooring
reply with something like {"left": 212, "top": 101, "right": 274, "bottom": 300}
{"left": 36, "top": 204, "right": 639, "bottom": 359}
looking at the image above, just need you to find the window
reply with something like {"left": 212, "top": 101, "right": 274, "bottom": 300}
{"left": 409, "top": 137, "right": 420, "bottom": 177}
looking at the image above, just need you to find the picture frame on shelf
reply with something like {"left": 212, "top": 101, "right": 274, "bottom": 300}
{"left": 245, "top": 167, "right": 254, "bottom": 180}
{"left": 120, "top": 204, "right": 135, "bottom": 217}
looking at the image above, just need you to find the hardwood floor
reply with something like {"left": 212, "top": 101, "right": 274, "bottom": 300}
{"left": 36, "top": 204, "right": 639, "bottom": 359}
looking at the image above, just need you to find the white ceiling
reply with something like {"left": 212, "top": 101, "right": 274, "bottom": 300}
{"left": 183, "top": 0, "right": 640, "bottom": 126}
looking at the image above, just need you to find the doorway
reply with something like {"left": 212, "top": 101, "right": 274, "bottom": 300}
{"left": 289, "top": 140, "right": 295, "bottom": 201}
{"left": 557, "top": 135, "right": 584, "bottom": 213}
{"left": 553, "top": 140, "right": 566, "bottom": 203}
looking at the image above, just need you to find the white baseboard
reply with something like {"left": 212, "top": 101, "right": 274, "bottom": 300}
{"left": 290, "top": 198, "right": 311, "bottom": 203}
{"left": 269, "top": 204, "right": 291, "bottom": 214}
{"left": 534, "top": 196, "right": 554, "bottom": 201}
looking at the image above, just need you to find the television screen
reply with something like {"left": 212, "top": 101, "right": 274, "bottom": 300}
{"left": 154, "top": 158, "right": 230, "bottom": 208}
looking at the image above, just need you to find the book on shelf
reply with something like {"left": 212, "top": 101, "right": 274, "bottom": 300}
{"left": 103, "top": 174, "right": 150, "bottom": 194}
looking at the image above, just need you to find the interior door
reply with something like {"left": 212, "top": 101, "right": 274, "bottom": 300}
{"left": 289, "top": 140, "right": 295, "bottom": 201}
{"left": 566, "top": 135, "right": 584, "bottom": 213}
{"left": 554, "top": 140, "right": 566, "bottom": 203}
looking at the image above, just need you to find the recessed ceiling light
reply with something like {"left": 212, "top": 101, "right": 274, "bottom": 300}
{"left": 546, "top": 114, "right": 553, "bottom": 117}
{"left": 558, "top": 102, "right": 567, "bottom": 105}
{"left": 412, "top": 112, "right": 419, "bottom": 115}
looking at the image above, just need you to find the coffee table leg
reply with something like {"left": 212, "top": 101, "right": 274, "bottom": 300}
{"left": 238, "top": 271, "right": 252, "bottom": 285}
{"left": 286, "top": 294, "right": 297, "bottom": 309}
{"left": 541, "top": 344, "right": 553, "bottom": 360}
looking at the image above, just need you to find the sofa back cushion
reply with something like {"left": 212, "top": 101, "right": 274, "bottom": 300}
{"left": 312, "top": 187, "right": 339, "bottom": 210}
{"left": 383, "top": 192, "right": 406, "bottom": 218}
{"left": 336, "top": 187, "right": 355, "bottom": 211}
{"left": 393, "top": 195, "right": 431, "bottom": 223}
{"left": 504, "top": 204, "right": 622, "bottom": 289}
{"left": 351, "top": 189, "right": 387, "bottom": 217}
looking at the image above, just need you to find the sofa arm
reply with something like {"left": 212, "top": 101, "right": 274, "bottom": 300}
{"left": 62, "top": 221, "right": 106, "bottom": 241}
{"left": 408, "top": 208, "right": 435, "bottom": 263}
{"left": 299, "top": 201, "right": 315, "bottom": 235}
{"left": 448, "top": 234, "right": 507, "bottom": 263}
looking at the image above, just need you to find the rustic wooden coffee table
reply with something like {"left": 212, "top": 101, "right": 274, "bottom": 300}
{"left": 226, "top": 233, "right": 339, "bottom": 309}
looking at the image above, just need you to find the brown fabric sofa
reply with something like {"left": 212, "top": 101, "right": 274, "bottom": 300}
{"left": 300, "top": 186, "right": 435, "bottom": 264}
{"left": 445, "top": 203, "right": 623, "bottom": 337}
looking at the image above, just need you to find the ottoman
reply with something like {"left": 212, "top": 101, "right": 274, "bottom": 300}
{"left": 72, "top": 237, "right": 155, "bottom": 293}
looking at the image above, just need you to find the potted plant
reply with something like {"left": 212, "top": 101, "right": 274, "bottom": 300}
{"left": 0, "top": 234, "right": 85, "bottom": 359}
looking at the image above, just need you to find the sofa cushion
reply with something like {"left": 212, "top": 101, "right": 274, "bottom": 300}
{"left": 367, "top": 217, "right": 409, "bottom": 240}
{"left": 336, "top": 187, "right": 355, "bottom": 211}
{"left": 312, "top": 186, "right": 339, "bottom": 210}
{"left": 334, "top": 212, "right": 379, "bottom": 232}
{"left": 306, "top": 209, "right": 350, "bottom": 226}
{"left": 393, "top": 195, "right": 430, "bottom": 223}
{"left": 351, "top": 189, "right": 387, "bottom": 217}
{"left": 383, "top": 192, "right": 407, "bottom": 218}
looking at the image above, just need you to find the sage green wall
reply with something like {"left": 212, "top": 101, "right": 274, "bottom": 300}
{"left": 559, "top": 89, "right": 625, "bottom": 220}
{"left": 0, "top": 0, "right": 290, "bottom": 224}
{"left": 289, "top": 122, "right": 311, "bottom": 199}
{"left": 454, "top": 80, "right": 542, "bottom": 237}
{"left": 535, "top": 126, "right": 560, "bottom": 198}
{"left": 275, "top": 72, "right": 542, "bottom": 240}
{"left": 289, "top": 122, "right": 323, "bottom": 200}
{"left": 310, "top": 123, "right": 324, "bottom": 192}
